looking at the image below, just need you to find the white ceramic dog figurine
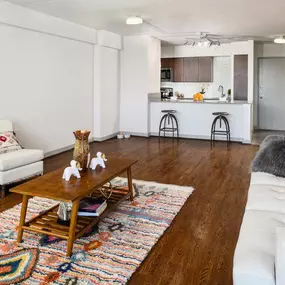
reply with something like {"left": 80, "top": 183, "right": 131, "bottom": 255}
{"left": 62, "top": 160, "right": 82, "bottom": 181}
{"left": 90, "top": 152, "right": 107, "bottom": 170}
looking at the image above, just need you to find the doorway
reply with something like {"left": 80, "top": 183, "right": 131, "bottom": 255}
{"left": 258, "top": 58, "right": 285, "bottom": 130}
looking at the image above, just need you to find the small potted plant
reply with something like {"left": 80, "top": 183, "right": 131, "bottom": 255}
{"left": 227, "top": 89, "right": 231, "bottom": 101}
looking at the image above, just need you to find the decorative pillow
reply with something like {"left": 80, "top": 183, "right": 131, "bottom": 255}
{"left": 251, "top": 138, "right": 285, "bottom": 177}
{"left": 260, "top": 134, "right": 285, "bottom": 150}
{"left": 0, "top": 131, "right": 22, "bottom": 155}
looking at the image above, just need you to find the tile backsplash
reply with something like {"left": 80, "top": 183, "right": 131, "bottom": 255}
{"left": 161, "top": 82, "right": 215, "bottom": 98}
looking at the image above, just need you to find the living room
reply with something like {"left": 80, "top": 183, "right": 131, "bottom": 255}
{"left": 1, "top": 0, "right": 285, "bottom": 284}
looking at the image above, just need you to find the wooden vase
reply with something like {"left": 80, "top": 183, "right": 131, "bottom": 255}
{"left": 73, "top": 130, "right": 90, "bottom": 172}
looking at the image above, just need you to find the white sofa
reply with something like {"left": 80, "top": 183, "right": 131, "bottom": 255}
{"left": 0, "top": 120, "right": 44, "bottom": 198}
{"left": 233, "top": 171, "right": 285, "bottom": 285}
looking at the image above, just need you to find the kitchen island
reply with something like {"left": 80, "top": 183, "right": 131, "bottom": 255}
{"left": 149, "top": 99, "right": 252, "bottom": 143}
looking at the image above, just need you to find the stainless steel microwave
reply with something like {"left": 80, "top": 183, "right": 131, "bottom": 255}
{"left": 161, "top": 68, "right": 173, "bottom": 82}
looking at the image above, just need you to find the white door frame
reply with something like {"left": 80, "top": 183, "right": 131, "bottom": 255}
{"left": 257, "top": 57, "right": 285, "bottom": 130}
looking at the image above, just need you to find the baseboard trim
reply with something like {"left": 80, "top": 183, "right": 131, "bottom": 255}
{"left": 44, "top": 138, "right": 95, "bottom": 158}
{"left": 150, "top": 132, "right": 243, "bottom": 142}
{"left": 120, "top": 131, "right": 149, "bottom": 138}
{"left": 46, "top": 131, "right": 246, "bottom": 158}
{"left": 44, "top": 132, "right": 251, "bottom": 158}
{"left": 45, "top": 144, "right": 75, "bottom": 158}
{"left": 93, "top": 132, "right": 119, "bottom": 142}
{"left": 242, "top": 139, "right": 252, "bottom": 144}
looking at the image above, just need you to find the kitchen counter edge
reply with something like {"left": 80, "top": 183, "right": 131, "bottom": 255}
{"left": 149, "top": 99, "right": 251, "bottom": 105}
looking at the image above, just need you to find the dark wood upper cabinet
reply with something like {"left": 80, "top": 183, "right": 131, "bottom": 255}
{"left": 234, "top": 55, "right": 248, "bottom": 100}
{"left": 167, "top": 56, "right": 213, "bottom": 82}
{"left": 183, "top": 57, "right": 199, "bottom": 82}
{"left": 161, "top": 58, "right": 174, "bottom": 69}
{"left": 173, "top": 58, "right": 184, "bottom": 82}
{"left": 198, "top": 57, "right": 213, "bottom": 82}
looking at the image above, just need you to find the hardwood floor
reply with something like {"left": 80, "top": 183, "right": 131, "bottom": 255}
{"left": 0, "top": 137, "right": 258, "bottom": 285}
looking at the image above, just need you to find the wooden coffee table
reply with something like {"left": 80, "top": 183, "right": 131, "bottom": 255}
{"left": 10, "top": 157, "right": 137, "bottom": 256}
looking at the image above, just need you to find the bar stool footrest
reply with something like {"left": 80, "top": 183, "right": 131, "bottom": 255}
{"left": 158, "top": 110, "right": 179, "bottom": 138}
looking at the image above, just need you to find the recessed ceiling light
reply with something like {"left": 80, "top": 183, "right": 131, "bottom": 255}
{"left": 274, "top": 36, "right": 285, "bottom": 44}
{"left": 126, "top": 16, "right": 143, "bottom": 25}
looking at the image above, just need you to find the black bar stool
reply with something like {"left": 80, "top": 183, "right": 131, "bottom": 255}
{"left": 211, "top": 112, "right": 230, "bottom": 144}
{"left": 159, "top": 110, "right": 179, "bottom": 138}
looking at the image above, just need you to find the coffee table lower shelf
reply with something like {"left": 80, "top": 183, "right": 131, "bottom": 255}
{"left": 20, "top": 187, "right": 130, "bottom": 256}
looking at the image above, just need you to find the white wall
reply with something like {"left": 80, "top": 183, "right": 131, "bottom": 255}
{"left": 0, "top": 23, "right": 93, "bottom": 154}
{"left": 0, "top": 2, "right": 122, "bottom": 154}
{"left": 93, "top": 45, "right": 120, "bottom": 140}
{"left": 0, "top": 2, "right": 97, "bottom": 44}
{"left": 98, "top": 30, "right": 122, "bottom": 50}
{"left": 148, "top": 37, "right": 161, "bottom": 93}
{"left": 120, "top": 35, "right": 161, "bottom": 135}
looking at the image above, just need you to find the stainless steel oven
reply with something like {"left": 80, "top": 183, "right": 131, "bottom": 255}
{"left": 161, "top": 68, "right": 173, "bottom": 82}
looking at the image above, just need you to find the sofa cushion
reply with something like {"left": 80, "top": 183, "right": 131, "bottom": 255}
{"left": 247, "top": 172, "right": 285, "bottom": 213}
{"left": 276, "top": 227, "right": 285, "bottom": 285}
{"left": 0, "top": 149, "right": 44, "bottom": 171}
{"left": 0, "top": 131, "right": 22, "bottom": 154}
{"left": 233, "top": 210, "right": 285, "bottom": 285}
{"left": 0, "top": 161, "right": 43, "bottom": 185}
{"left": 251, "top": 172, "right": 285, "bottom": 188}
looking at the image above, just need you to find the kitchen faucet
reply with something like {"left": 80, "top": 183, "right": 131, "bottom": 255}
{"left": 218, "top": 85, "right": 225, "bottom": 97}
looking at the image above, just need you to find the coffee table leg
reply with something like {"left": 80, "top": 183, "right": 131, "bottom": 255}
{"left": 67, "top": 199, "right": 80, "bottom": 257}
{"left": 127, "top": 167, "right": 134, "bottom": 201}
{"left": 17, "top": 195, "right": 29, "bottom": 243}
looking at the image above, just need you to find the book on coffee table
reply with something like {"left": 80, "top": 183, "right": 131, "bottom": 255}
{"left": 78, "top": 197, "right": 107, "bottom": 217}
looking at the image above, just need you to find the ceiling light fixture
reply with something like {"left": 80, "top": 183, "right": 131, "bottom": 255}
{"left": 203, "top": 41, "right": 209, "bottom": 47}
{"left": 126, "top": 16, "right": 143, "bottom": 25}
{"left": 184, "top": 34, "right": 221, "bottom": 48}
{"left": 274, "top": 36, "right": 285, "bottom": 44}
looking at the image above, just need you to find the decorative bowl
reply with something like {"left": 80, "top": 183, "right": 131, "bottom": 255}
{"left": 117, "top": 134, "right": 124, "bottom": 139}
{"left": 124, "top": 134, "right": 131, "bottom": 139}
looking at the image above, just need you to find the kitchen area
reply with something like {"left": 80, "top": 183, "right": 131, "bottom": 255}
{"left": 148, "top": 42, "right": 253, "bottom": 143}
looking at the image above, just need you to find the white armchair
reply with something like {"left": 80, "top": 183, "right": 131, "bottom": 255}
{"left": 0, "top": 120, "right": 44, "bottom": 198}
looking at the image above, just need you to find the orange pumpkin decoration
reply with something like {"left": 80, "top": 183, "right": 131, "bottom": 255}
{"left": 193, "top": 92, "right": 204, "bottom": 102}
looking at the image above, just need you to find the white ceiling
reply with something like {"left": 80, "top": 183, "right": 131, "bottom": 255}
{"left": 5, "top": 0, "right": 285, "bottom": 44}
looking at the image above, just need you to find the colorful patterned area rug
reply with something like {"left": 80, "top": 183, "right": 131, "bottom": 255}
{"left": 0, "top": 178, "right": 194, "bottom": 285}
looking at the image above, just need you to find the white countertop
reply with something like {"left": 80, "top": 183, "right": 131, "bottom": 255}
{"left": 149, "top": 98, "right": 251, "bottom": 105}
